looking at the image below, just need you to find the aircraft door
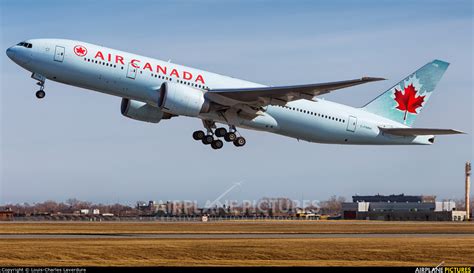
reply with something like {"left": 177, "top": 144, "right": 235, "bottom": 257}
{"left": 126, "top": 62, "right": 137, "bottom": 79}
{"left": 346, "top": 115, "right": 357, "bottom": 132}
{"left": 54, "top": 46, "right": 65, "bottom": 62}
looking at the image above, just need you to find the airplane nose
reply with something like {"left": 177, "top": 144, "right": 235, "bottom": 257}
{"left": 6, "top": 47, "right": 15, "bottom": 60}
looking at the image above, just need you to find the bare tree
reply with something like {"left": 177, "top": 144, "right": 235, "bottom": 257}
{"left": 320, "top": 195, "right": 346, "bottom": 215}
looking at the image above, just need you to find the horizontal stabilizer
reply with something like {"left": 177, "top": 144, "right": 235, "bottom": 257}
{"left": 379, "top": 127, "right": 465, "bottom": 136}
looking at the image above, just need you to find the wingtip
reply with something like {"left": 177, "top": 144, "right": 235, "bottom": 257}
{"left": 362, "top": 77, "right": 387, "bottom": 82}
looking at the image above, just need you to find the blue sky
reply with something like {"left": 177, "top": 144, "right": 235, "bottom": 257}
{"left": 1, "top": 0, "right": 472, "bottom": 205}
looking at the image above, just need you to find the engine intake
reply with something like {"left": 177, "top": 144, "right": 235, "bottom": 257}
{"left": 158, "top": 82, "right": 209, "bottom": 117}
{"left": 121, "top": 98, "right": 164, "bottom": 123}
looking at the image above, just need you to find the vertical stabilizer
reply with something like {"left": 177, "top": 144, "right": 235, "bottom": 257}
{"left": 362, "top": 60, "right": 449, "bottom": 126}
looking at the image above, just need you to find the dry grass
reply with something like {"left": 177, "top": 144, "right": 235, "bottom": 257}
{"left": 1, "top": 221, "right": 473, "bottom": 266}
{"left": 0, "top": 237, "right": 473, "bottom": 266}
{"left": 1, "top": 220, "right": 473, "bottom": 234}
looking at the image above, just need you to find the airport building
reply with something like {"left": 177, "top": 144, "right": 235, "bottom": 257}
{"left": 0, "top": 208, "right": 14, "bottom": 221}
{"left": 342, "top": 194, "right": 466, "bottom": 221}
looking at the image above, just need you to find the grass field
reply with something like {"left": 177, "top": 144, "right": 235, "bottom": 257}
{"left": 1, "top": 221, "right": 473, "bottom": 266}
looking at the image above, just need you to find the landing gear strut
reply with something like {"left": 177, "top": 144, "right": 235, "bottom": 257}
{"left": 32, "top": 73, "right": 46, "bottom": 99}
{"left": 192, "top": 122, "right": 246, "bottom": 150}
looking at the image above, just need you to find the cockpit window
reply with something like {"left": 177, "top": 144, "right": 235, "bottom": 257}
{"left": 16, "top": 42, "right": 32, "bottom": 48}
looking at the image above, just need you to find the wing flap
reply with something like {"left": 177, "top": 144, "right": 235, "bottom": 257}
{"left": 379, "top": 127, "right": 465, "bottom": 136}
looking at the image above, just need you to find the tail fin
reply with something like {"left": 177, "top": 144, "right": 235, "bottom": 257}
{"left": 362, "top": 60, "right": 449, "bottom": 127}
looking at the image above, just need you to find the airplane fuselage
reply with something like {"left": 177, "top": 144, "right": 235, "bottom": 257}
{"left": 6, "top": 39, "right": 435, "bottom": 145}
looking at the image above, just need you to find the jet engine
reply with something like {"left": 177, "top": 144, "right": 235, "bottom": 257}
{"left": 121, "top": 98, "right": 164, "bottom": 123}
{"left": 158, "top": 82, "right": 210, "bottom": 117}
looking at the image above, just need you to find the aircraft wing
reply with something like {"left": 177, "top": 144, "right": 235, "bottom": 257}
{"left": 205, "top": 77, "right": 385, "bottom": 107}
{"left": 379, "top": 127, "right": 465, "bottom": 136}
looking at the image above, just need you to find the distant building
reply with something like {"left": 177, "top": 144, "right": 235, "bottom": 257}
{"left": 137, "top": 200, "right": 197, "bottom": 216}
{"left": 137, "top": 201, "right": 162, "bottom": 214}
{"left": 80, "top": 209, "right": 89, "bottom": 214}
{"left": 0, "top": 208, "right": 14, "bottom": 221}
{"left": 101, "top": 213, "right": 114, "bottom": 217}
{"left": 352, "top": 194, "right": 435, "bottom": 203}
{"left": 342, "top": 194, "right": 466, "bottom": 221}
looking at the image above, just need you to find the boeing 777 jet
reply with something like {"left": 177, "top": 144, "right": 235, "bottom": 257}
{"left": 6, "top": 39, "right": 464, "bottom": 149}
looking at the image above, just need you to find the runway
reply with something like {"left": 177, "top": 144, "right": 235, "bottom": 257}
{"left": 1, "top": 233, "right": 473, "bottom": 239}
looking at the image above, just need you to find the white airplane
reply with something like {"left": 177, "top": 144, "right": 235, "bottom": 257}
{"left": 6, "top": 39, "right": 464, "bottom": 149}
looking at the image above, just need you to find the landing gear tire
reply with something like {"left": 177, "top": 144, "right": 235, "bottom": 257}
{"left": 202, "top": 135, "right": 214, "bottom": 145}
{"left": 35, "top": 90, "right": 45, "bottom": 99}
{"left": 224, "top": 132, "right": 237, "bottom": 142}
{"left": 192, "top": 130, "right": 205, "bottom": 140}
{"left": 211, "top": 139, "right": 224, "bottom": 150}
{"left": 215, "top": 127, "right": 227, "bottom": 138}
{"left": 233, "top": 137, "right": 246, "bottom": 147}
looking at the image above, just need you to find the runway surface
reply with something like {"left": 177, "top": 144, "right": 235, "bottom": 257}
{"left": 1, "top": 233, "right": 473, "bottom": 239}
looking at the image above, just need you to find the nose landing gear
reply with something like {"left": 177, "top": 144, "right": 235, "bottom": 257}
{"left": 32, "top": 73, "right": 46, "bottom": 99}
{"left": 192, "top": 122, "right": 246, "bottom": 150}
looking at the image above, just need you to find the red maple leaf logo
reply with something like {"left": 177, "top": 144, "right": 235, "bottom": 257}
{"left": 74, "top": 45, "right": 87, "bottom": 57}
{"left": 394, "top": 84, "right": 425, "bottom": 121}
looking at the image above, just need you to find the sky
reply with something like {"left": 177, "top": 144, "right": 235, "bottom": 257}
{"left": 0, "top": 0, "right": 473, "bottom": 206}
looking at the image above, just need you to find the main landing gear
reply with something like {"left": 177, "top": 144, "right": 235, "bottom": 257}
{"left": 192, "top": 121, "right": 246, "bottom": 150}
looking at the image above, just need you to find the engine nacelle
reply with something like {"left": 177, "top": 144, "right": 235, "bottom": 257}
{"left": 121, "top": 98, "right": 164, "bottom": 123}
{"left": 158, "top": 82, "right": 209, "bottom": 117}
